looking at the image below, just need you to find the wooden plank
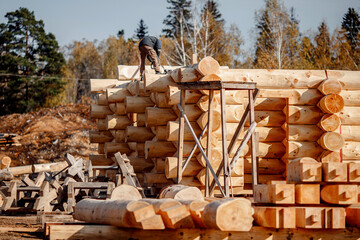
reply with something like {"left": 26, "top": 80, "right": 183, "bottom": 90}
{"left": 254, "top": 207, "right": 296, "bottom": 228}
{"left": 295, "top": 184, "right": 320, "bottom": 204}
{"left": 254, "top": 183, "right": 295, "bottom": 204}
{"left": 48, "top": 225, "right": 360, "bottom": 240}
{"left": 322, "top": 162, "right": 347, "bottom": 182}
{"left": 287, "top": 158, "right": 322, "bottom": 183}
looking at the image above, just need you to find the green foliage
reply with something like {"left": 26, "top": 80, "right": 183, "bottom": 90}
{"left": 0, "top": 7, "right": 65, "bottom": 115}
{"left": 342, "top": 8, "right": 360, "bottom": 50}
{"left": 135, "top": 19, "right": 148, "bottom": 40}
{"left": 162, "top": 0, "right": 193, "bottom": 38}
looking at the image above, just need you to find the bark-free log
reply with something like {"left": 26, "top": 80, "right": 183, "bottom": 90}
{"left": 106, "top": 88, "right": 132, "bottom": 103}
{"left": 193, "top": 56, "right": 220, "bottom": 76}
{"left": 254, "top": 207, "right": 296, "bottom": 228}
{"left": 203, "top": 198, "right": 253, "bottom": 231}
{"left": 89, "top": 131, "right": 114, "bottom": 143}
{"left": 288, "top": 106, "right": 323, "bottom": 124}
{"left": 322, "top": 162, "right": 347, "bottom": 182}
{"left": 145, "top": 107, "right": 177, "bottom": 127}
{"left": 106, "top": 115, "right": 133, "bottom": 130}
{"left": 287, "top": 158, "right": 322, "bottom": 182}
{"left": 125, "top": 96, "right": 154, "bottom": 113}
{"left": 159, "top": 185, "right": 204, "bottom": 201}
{"left": 97, "top": 93, "right": 108, "bottom": 105}
{"left": 214, "top": 90, "right": 244, "bottom": 105}
{"left": 90, "top": 79, "right": 121, "bottom": 93}
{"left": 340, "top": 90, "right": 360, "bottom": 105}
{"left": 348, "top": 162, "right": 360, "bottom": 182}
{"left": 318, "top": 114, "right": 341, "bottom": 132}
{"left": 244, "top": 158, "right": 285, "bottom": 174}
{"left": 196, "top": 148, "right": 222, "bottom": 168}
{"left": 321, "top": 185, "right": 358, "bottom": 205}
{"left": 73, "top": 199, "right": 164, "bottom": 229}
{"left": 155, "top": 92, "right": 171, "bottom": 108}
{"left": 104, "top": 142, "right": 131, "bottom": 157}
{"left": 170, "top": 67, "right": 203, "bottom": 82}
{"left": 144, "top": 141, "right": 177, "bottom": 158}
{"left": 97, "top": 119, "right": 107, "bottom": 130}
{"left": 165, "top": 86, "right": 202, "bottom": 106}
{"left": 295, "top": 184, "right": 320, "bottom": 204}
{"left": 345, "top": 206, "right": 360, "bottom": 228}
{"left": 165, "top": 157, "right": 202, "bottom": 179}
{"left": 339, "top": 107, "right": 360, "bottom": 125}
{"left": 319, "top": 150, "right": 341, "bottom": 163}
{"left": 288, "top": 125, "right": 323, "bottom": 141}
{"left": 258, "top": 89, "right": 323, "bottom": 105}
{"left": 90, "top": 104, "right": 113, "bottom": 119}
{"left": 172, "top": 104, "right": 203, "bottom": 121}
{"left": 317, "top": 79, "right": 342, "bottom": 95}
{"left": 254, "top": 183, "right": 295, "bottom": 204}
{"left": 0, "top": 156, "right": 11, "bottom": 169}
{"left": 110, "top": 185, "right": 142, "bottom": 200}
{"left": 6, "top": 161, "right": 68, "bottom": 176}
{"left": 167, "top": 121, "right": 202, "bottom": 142}
{"left": 317, "top": 94, "right": 344, "bottom": 113}
{"left": 288, "top": 142, "right": 324, "bottom": 159}
{"left": 179, "top": 200, "right": 209, "bottom": 228}
{"left": 197, "top": 110, "right": 221, "bottom": 131}
{"left": 318, "top": 132, "right": 344, "bottom": 152}
{"left": 125, "top": 126, "right": 155, "bottom": 142}
{"left": 296, "top": 207, "right": 345, "bottom": 229}
{"left": 343, "top": 142, "right": 360, "bottom": 160}
{"left": 341, "top": 126, "right": 360, "bottom": 141}
{"left": 196, "top": 95, "right": 219, "bottom": 112}
{"left": 158, "top": 204, "right": 195, "bottom": 229}
{"left": 197, "top": 172, "right": 244, "bottom": 186}
{"left": 144, "top": 74, "right": 176, "bottom": 92}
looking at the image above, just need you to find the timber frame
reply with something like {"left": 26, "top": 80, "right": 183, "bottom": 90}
{"left": 176, "top": 81, "right": 259, "bottom": 197}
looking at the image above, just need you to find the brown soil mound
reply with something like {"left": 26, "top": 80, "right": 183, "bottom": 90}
{"left": 0, "top": 103, "right": 97, "bottom": 166}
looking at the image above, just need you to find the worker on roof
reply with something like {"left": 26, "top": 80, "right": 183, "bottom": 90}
{"left": 139, "top": 36, "right": 163, "bottom": 77}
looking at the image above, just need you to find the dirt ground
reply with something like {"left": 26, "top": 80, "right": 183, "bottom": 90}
{"left": 0, "top": 215, "right": 42, "bottom": 239}
{"left": 0, "top": 102, "right": 98, "bottom": 166}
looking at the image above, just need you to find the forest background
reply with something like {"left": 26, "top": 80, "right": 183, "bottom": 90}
{"left": 0, "top": 0, "right": 359, "bottom": 115}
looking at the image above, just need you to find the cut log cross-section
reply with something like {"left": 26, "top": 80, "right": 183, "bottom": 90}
{"left": 317, "top": 79, "right": 342, "bottom": 95}
{"left": 321, "top": 185, "right": 358, "bottom": 205}
{"left": 318, "top": 132, "right": 344, "bottom": 152}
{"left": 317, "top": 94, "right": 344, "bottom": 113}
{"left": 254, "top": 207, "right": 296, "bottom": 229}
{"left": 318, "top": 114, "right": 341, "bottom": 132}
{"left": 295, "top": 184, "right": 320, "bottom": 204}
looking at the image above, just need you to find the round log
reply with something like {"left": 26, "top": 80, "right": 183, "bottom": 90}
{"left": 0, "top": 156, "right": 11, "bottom": 169}
{"left": 145, "top": 107, "right": 177, "bottom": 127}
{"left": 317, "top": 94, "right": 344, "bottom": 113}
{"left": 111, "top": 130, "right": 126, "bottom": 142}
{"left": 244, "top": 158, "right": 285, "bottom": 174}
{"left": 214, "top": 125, "right": 286, "bottom": 142}
{"left": 179, "top": 200, "right": 208, "bottom": 228}
{"left": 98, "top": 143, "right": 105, "bottom": 154}
{"left": 172, "top": 104, "right": 203, "bottom": 121}
{"left": 196, "top": 148, "right": 222, "bottom": 168}
{"left": 199, "top": 73, "right": 222, "bottom": 81}
{"left": 319, "top": 150, "right": 341, "bottom": 163}
{"left": 320, "top": 185, "right": 358, "bottom": 205}
{"left": 90, "top": 104, "right": 113, "bottom": 119}
{"left": 97, "top": 93, "right": 108, "bottom": 105}
{"left": 196, "top": 95, "right": 219, "bottom": 112}
{"left": 288, "top": 141, "right": 324, "bottom": 159}
{"left": 106, "top": 88, "right": 132, "bottom": 103}
{"left": 318, "top": 114, "right": 341, "bottom": 132}
{"left": 74, "top": 199, "right": 164, "bottom": 229}
{"left": 125, "top": 126, "right": 155, "bottom": 142}
{"left": 339, "top": 107, "right": 360, "bottom": 125}
{"left": 165, "top": 157, "right": 203, "bottom": 179}
{"left": 137, "top": 113, "right": 146, "bottom": 127}
{"left": 144, "top": 74, "right": 176, "bottom": 92}
{"left": 153, "top": 126, "right": 167, "bottom": 140}
{"left": 125, "top": 96, "right": 154, "bottom": 113}
{"left": 202, "top": 198, "right": 253, "bottom": 231}
{"left": 318, "top": 132, "right": 344, "bottom": 151}
{"left": 340, "top": 90, "right": 360, "bottom": 105}
{"left": 341, "top": 126, "right": 360, "bottom": 141}
{"left": 144, "top": 141, "right": 177, "bottom": 159}
{"left": 167, "top": 121, "right": 202, "bottom": 142}
{"left": 197, "top": 111, "right": 221, "bottom": 132}
{"left": 106, "top": 115, "right": 133, "bottom": 130}
{"left": 89, "top": 130, "right": 114, "bottom": 143}
{"left": 112, "top": 103, "right": 126, "bottom": 115}
{"left": 180, "top": 67, "right": 203, "bottom": 82}
{"left": 193, "top": 56, "right": 220, "bottom": 76}
{"left": 140, "top": 199, "right": 181, "bottom": 213}
{"left": 288, "top": 106, "right": 323, "bottom": 124}
{"left": 159, "top": 184, "right": 204, "bottom": 201}
{"left": 165, "top": 86, "right": 202, "bottom": 106}
{"left": 97, "top": 119, "right": 107, "bottom": 130}
{"left": 126, "top": 81, "right": 149, "bottom": 97}
{"left": 317, "top": 79, "right": 342, "bottom": 95}
{"left": 110, "top": 185, "right": 142, "bottom": 200}
{"left": 104, "top": 142, "right": 131, "bottom": 156}
{"left": 343, "top": 142, "right": 360, "bottom": 160}
{"left": 288, "top": 125, "right": 323, "bottom": 141}
{"left": 155, "top": 92, "right": 171, "bottom": 108}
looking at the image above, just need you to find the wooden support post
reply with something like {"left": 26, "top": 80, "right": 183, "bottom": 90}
{"left": 177, "top": 89, "right": 185, "bottom": 184}
{"left": 205, "top": 90, "right": 214, "bottom": 197}
{"left": 220, "top": 88, "right": 229, "bottom": 197}
{"left": 249, "top": 89, "right": 258, "bottom": 188}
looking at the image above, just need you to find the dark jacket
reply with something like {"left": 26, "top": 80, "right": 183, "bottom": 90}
{"left": 139, "top": 36, "right": 161, "bottom": 53}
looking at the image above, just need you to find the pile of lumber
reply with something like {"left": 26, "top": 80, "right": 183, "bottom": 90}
{"left": 73, "top": 184, "right": 254, "bottom": 231}
{"left": 0, "top": 154, "right": 116, "bottom": 213}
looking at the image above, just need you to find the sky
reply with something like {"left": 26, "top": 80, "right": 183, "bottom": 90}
{"left": 0, "top": 0, "right": 360, "bottom": 50}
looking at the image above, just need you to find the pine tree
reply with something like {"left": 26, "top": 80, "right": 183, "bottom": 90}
{"left": 341, "top": 8, "right": 360, "bottom": 50}
{"left": 299, "top": 36, "right": 315, "bottom": 69}
{"left": 135, "top": 19, "right": 148, "bottom": 40}
{"left": 0, "top": 7, "right": 65, "bottom": 115}
{"left": 313, "top": 21, "right": 332, "bottom": 69}
{"left": 202, "top": 0, "right": 223, "bottom": 23}
{"left": 162, "top": 0, "right": 192, "bottom": 38}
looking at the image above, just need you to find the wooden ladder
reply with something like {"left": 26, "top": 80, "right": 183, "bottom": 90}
{"left": 114, "top": 152, "right": 145, "bottom": 198}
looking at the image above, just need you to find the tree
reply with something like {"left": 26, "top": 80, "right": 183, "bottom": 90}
{"left": 342, "top": 8, "right": 360, "bottom": 50}
{"left": 253, "top": 0, "right": 301, "bottom": 69}
{"left": 313, "top": 21, "right": 331, "bottom": 69}
{"left": 299, "top": 36, "right": 315, "bottom": 69}
{"left": 162, "top": 0, "right": 192, "bottom": 38}
{"left": 0, "top": 7, "right": 65, "bottom": 115}
{"left": 135, "top": 19, "right": 148, "bottom": 40}
{"left": 201, "top": 0, "right": 223, "bottom": 22}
